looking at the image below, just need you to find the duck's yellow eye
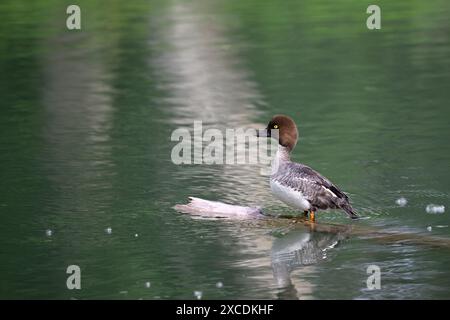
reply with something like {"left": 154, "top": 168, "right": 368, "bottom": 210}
{"left": 273, "top": 124, "right": 279, "bottom": 129}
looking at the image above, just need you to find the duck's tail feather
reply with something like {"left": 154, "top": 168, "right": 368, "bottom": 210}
{"left": 342, "top": 203, "right": 359, "bottom": 220}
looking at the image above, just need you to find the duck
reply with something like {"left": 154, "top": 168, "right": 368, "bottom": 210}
{"left": 258, "top": 115, "right": 358, "bottom": 222}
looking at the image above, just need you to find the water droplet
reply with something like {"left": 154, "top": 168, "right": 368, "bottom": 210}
{"left": 145, "top": 281, "right": 151, "bottom": 288}
{"left": 105, "top": 227, "right": 112, "bottom": 234}
{"left": 216, "top": 281, "right": 223, "bottom": 289}
{"left": 194, "top": 290, "right": 202, "bottom": 300}
{"left": 45, "top": 229, "right": 53, "bottom": 237}
{"left": 426, "top": 204, "right": 445, "bottom": 214}
{"left": 427, "top": 226, "right": 432, "bottom": 232}
{"left": 395, "top": 197, "right": 407, "bottom": 207}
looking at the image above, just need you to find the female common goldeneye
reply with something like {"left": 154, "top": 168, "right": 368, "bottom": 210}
{"left": 258, "top": 115, "right": 358, "bottom": 222}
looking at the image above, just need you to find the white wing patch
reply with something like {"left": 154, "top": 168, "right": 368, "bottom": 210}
{"left": 322, "top": 186, "right": 338, "bottom": 198}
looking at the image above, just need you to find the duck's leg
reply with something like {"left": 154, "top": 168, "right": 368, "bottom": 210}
{"left": 302, "top": 210, "right": 308, "bottom": 218}
{"left": 309, "top": 210, "right": 316, "bottom": 222}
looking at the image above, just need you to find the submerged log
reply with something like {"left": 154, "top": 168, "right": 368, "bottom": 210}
{"left": 282, "top": 218, "right": 450, "bottom": 249}
{"left": 175, "top": 197, "right": 450, "bottom": 249}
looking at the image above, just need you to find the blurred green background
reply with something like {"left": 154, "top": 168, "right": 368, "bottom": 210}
{"left": 0, "top": 0, "right": 449, "bottom": 299}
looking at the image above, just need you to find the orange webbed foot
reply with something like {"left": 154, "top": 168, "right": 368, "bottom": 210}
{"left": 309, "top": 211, "right": 315, "bottom": 222}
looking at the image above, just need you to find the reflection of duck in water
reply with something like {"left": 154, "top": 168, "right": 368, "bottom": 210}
{"left": 175, "top": 195, "right": 354, "bottom": 299}
{"left": 258, "top": 115, "right": 358, "bottom": 222}
{"left": 271, "top": 222, "right": 352, "bottom": 299}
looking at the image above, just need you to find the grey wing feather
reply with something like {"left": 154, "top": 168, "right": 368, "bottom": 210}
{"left": 275, "top": 163, "right": 358, "bottom": 219}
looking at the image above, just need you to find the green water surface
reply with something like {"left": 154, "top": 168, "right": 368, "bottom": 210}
{"left": 0, "top": 0, "right": 449, "bottom": 299}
